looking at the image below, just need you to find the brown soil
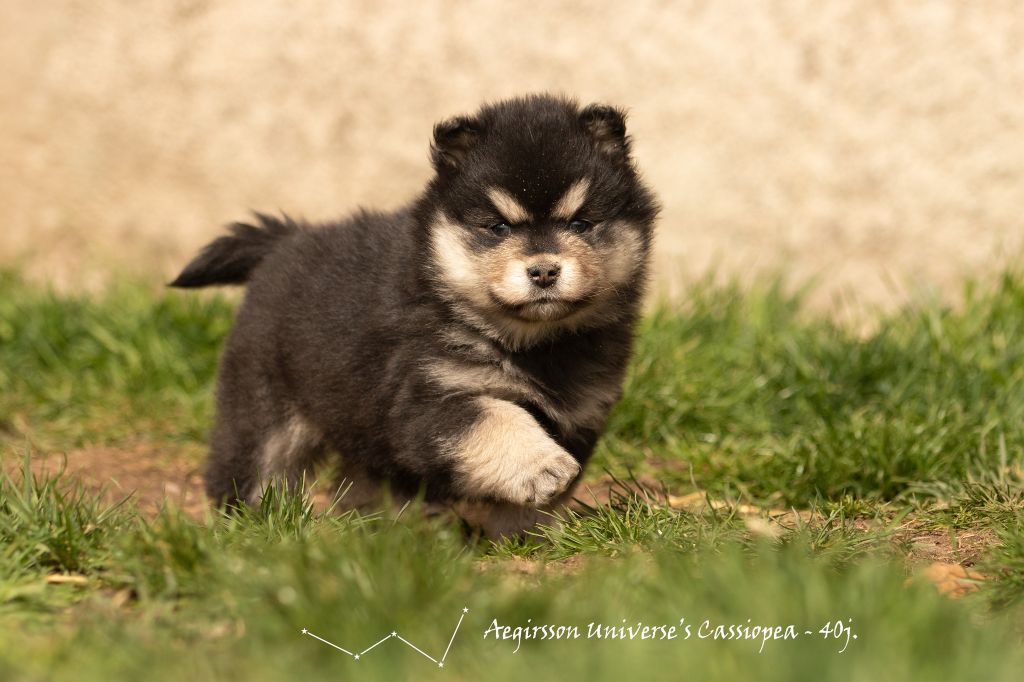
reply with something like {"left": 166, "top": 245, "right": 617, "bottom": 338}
{"left": 9, "top": 442, "right": 210, "bottom": 519}
{"left": 894, "top": 522, "right": 997, "bottom": 569}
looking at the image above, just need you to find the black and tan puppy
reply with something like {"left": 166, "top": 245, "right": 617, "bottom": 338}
{"left": 171, "top": 94, "right": 659, "bottom": 537}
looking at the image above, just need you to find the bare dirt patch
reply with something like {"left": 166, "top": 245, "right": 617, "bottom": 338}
{"left": 895, "top": 522, "right": 998, "bottom": 569}
{"left": 5, "top": 442, "right": 209, "bottom": 519}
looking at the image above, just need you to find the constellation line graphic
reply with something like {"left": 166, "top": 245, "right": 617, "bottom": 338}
{"left": 302, "top": 607, "right": 468, "bottom": 668}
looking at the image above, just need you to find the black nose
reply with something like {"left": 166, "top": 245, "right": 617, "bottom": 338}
{"left": 526, "top": 262, "right": 561, "bottom": 288}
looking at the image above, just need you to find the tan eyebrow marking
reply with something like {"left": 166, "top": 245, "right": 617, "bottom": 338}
{"left": 486, "top": 187, "right": 532, "bottom": 224}
{"left": 550, "top": 179, "right": 591, "bottom": 220}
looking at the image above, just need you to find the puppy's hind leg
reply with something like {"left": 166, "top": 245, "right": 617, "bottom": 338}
{"left": 204, "top": 412, "right": 325, "bottom": 508}
{"left": 254, "top": 414, "right": 326, "bottom": 504}
{"left": 203, "top": 417, "right": 257, "bottom": 507}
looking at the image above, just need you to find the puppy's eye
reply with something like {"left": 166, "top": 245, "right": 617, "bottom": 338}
{"left": 489, "top": 222, "right": 512, "bottom": 237}
{"left": 568, "top": 219, "right": 594, "bottom": 234}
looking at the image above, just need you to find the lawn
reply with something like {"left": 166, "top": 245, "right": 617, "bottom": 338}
{"left": 1, "top": 269, "right": 1023, "bottom": 681}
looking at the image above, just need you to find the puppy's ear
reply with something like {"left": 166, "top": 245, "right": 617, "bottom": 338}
{"left": 579, "top": 104, "right": 631, "bottom": 161}
{"left": 431, "top": 115, "right": 480, "bottom": 172}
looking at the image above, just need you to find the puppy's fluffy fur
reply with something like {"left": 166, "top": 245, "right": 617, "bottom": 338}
{"left": 171, "top": 94, "right": 659, "bottom": 536}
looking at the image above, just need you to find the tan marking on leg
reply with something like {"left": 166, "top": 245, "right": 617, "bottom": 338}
{"left": 249, "top": 414, "right": 321, "bottom": 503}
{"left": 445, "top": 397, "right": 580, "bottom": 506}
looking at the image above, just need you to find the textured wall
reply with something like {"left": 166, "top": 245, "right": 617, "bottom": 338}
{"left": 3, "top": 1, "right": 1023, "bottom": 308}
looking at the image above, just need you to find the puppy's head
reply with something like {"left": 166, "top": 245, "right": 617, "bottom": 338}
{"left": 422, "top": 95, "right": 659, "bottom": 348}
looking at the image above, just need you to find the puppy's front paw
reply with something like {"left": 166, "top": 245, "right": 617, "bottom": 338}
{"left": 449, "top": 397, "right": 583, "bottom": 507}
{"left": 509, "top": 445, "right": 581, "bottom": 506}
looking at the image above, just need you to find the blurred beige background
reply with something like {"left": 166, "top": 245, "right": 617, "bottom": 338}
{"left": 3, "top": 0, "right": 1023, "bottom": 310}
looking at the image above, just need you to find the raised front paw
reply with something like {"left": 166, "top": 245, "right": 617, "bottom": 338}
{"left": 449, "top": 397, "right": 583, "bottom": 507}
{"left": 506, "top": 444, "right": 581, "bottom": 506}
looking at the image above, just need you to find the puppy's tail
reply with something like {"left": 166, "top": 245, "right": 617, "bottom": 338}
{"left": 168, "top": 213, "right": 300, "bottom": 288}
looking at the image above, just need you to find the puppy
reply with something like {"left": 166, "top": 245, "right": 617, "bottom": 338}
{"left": 170, "top": 94, "right": 659, "bottom": 537}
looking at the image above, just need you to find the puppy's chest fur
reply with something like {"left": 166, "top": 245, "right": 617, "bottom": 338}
{"left": 424, "top": 325, "right": 627, "bottom": 443}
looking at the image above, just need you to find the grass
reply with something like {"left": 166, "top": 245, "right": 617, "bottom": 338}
{"left": 0, "top": 271, "right": 232, "bottom": 446}
{"left": 1, "top": 268, "right": 1023, "bottom": 680}
{"left": 0, "top": 469, "right": 1022, "bottom": 681}
{"left": 603, "top": 274, "right": 1024, "bottom": 506}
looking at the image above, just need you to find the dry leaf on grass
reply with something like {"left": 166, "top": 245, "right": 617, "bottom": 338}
{"left": 45, "top": 574, "right": 88, "bottom": 585}
{"left": 744, "top": 517, "right": 784, "bottom": 540}
{"left": 667, "top": 492, "right": 793, "bottom": 519}
{"left": 912, "top": 562, "right": 986, "bottom": 599}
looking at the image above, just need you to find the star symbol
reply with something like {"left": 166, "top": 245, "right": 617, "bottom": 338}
{"left": 463, "top": 607, "right": 469, "bottom": 613}
{"left": 301, "top": 628, "right": 307, "bottom": 635}
{"left": 354, "top": 655, "right": 360, "bottom": 661}
{"left": 391, "top": 631, "right": 397, "bottom": 637}
{"left": 438, "top": 662, "right": 444, "bottom": 668}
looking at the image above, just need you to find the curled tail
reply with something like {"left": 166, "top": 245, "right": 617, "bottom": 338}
{"left": 169, "top": 213, "right": 300, "bottom": 288}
